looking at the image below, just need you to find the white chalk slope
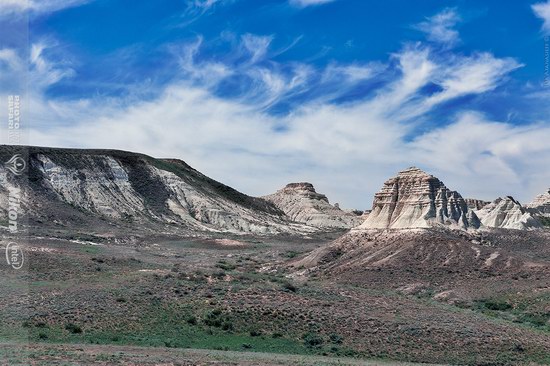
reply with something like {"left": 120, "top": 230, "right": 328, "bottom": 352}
{"left": 527, "top": 188, "right": 550, "bottom": 218}
{"left": 476, "top": 196, "right": 541, "bottom": 230}
{"left": 263, "top": 183, "right": 363, "bottom": 229}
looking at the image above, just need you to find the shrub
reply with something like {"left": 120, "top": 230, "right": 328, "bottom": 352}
{"left": 216, "top": 261, "right": 236, "bottom": 271}
{"left": 212, "top": 270, "right": 226, "bottom": 279}
{"left": 211, "top": 309, "right": 222, "bottom": 316}
{"left": 204, "top": 309, "right": 225, "bottom": 327}
{"left": 222, "top": 321, "right": 234, "bottom": 331}
{"left": 65, "top": 323, "right": 83, "bottom": 334}
{"left": 281, "top": 281, "right": 297, "bottom": 293}
{"left": 186, "top": 316, "right": 198, "bottom": 325}
{"left": 164, "top": 340, "right": 175, "bottom": 348}
{"left": 537, "top": 216, "right": 550, "bottom": 227}
{"left": 329, "top": 333, "right": 343, "bottom": 344}
{"left": 249, "top": 329, "right": 262, "bottom": 337}
{"left": 483, "top": 300, "right": 512, "bottom": 311}
{"left": 303, "top": 332, "right": 324, "bottom": 348}
{"left": 284, "top": 251, "right": 300, "bottom": 258}
{"left": 519, "top": 313, "right": 549, "bottom": 327}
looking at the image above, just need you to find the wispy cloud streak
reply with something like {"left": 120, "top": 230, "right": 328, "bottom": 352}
{"left": 414, "top": 8, "right": 461, "bottom": 46}
{"left": 532, "top": 1, "right": 550, "bottom": 34}
{"left": 289, "top": 0, "right": 337, "bottom": 8}
{"left": 0, "top": 0, "right": 92, "bottom": 17}
{"left": 0, "top": 8, "right": 545, "bottom": 208}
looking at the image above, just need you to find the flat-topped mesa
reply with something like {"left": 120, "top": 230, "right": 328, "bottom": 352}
{"left": 526, "top": 188, "right": 550, "bottom": 217}
{"left": 284, "top": 182, "right": 316, "bottom": 191}
{"left": 359, "top": 167, "right": 480, "bottom": 230}
{"left": 279, "top": 182, "right": 329, "bottom": 202}
{"left": 476, "top": 196, "right": 541, "bottom": 230}
{"left": 263, "top": 182, "right": 363, "bottom": 229}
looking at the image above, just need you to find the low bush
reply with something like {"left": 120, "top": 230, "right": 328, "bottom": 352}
{"left": 65, "top": 323, "right": 83, "bottom": 334}
{"left": 479, "top": 300, "right": 512, "bottom": 311}
{"left": 329, "top": 333, "right": 343, "bottom": 344}
{"left": 249, "top": 329, "right": 262, "bottom": 337}
{"left": 302, "top": 332, "right": 324, "bottom": 348}
{"left": 281, "top": 281, "right": 297, "bottom": 293}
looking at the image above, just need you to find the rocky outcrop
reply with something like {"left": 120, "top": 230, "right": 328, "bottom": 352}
{"left": 476, "top": 196, "right": 541, "bottom": 230}
{"left": 263, "top": 182, "right": 363, "bottom": 229}
{"left": 465, "top": 198, "right": 490, "bottom": 210}
{"left": 359, "top": 167, "right": 480, "bottom": 230}
{"left": 526, "top": 188, "right": 550, "bottom": 218}
{"left": 0, "top": 146, "right": 310, "bottom": 235}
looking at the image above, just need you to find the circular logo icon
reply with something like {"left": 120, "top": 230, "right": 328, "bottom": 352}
{"left": 5, "top": 242, "right": 24, "bottom": 270}
{"left": 4, "top": 154, "right": 26, "bottom": 175}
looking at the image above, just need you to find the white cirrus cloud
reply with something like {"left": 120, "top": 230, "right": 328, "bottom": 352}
{"left": 0, "top": 37, "right": 538, "bottom": 209}
{"left": 192, "top": 0, "right": 220, "bottom": 9}
{"left": 289, "top": 0, "right": 337, "bottom": 8}
{"left": 240, "top": 34, "right": 274, "bottom": 64}
{"left": 0, "top": 0, "right": 92, "bottom": 17}
{"left": 532, "top": 1, "right": 550, "bottom": 33}
{"left": 414, "top": 8, "right": 461, "bottom": 46}
{"left": 422, "top": 52, "right": 523, "bottom": 110}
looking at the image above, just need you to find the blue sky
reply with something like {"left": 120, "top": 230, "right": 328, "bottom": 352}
{"left": 1, "top": 0, "right": 550, "bottom": 208}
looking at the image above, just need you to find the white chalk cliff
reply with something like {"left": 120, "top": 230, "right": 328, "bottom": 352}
{"left": 476, "top": 196, "right": 541, "bottom": 230}
{"left": 359, "top": 167, "right": 480, "bottom": 230}
{"left": 526, "top": 188, "right": 550, "bottom": 218}
{"left": 263, "top": 183, "right": 363, "bottom": 229}
{"left": 0, "top": 146, "right": 311, "bottom": 235}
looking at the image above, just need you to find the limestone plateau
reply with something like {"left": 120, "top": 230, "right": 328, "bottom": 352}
{"left": 0, "top": 146, "right": 547, "bottom": 234}
{"left": 0, "top": 146, "right": 359, "bottom": 236}
{"left": 263, "top": 182, "right": 363, "bottom": 229}
{"left": 0, "top": 146, "right": 309, "bottom": 235}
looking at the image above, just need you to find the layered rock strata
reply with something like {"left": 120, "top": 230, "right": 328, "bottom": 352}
{"left": 359, "top": 167, "right": 480, "bottom": 230}
{"left": 476, "top": 196, "right": 541, "bottom": 230}
{"left": 263, "top": 183, "right": 363, "bottom": 229}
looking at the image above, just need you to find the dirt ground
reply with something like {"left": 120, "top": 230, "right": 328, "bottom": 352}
{"left": 0, "top": 342, "right": 445, "bottom": 366}
{"left": 0, "top": 228, "right": 549, "bottom": 365}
